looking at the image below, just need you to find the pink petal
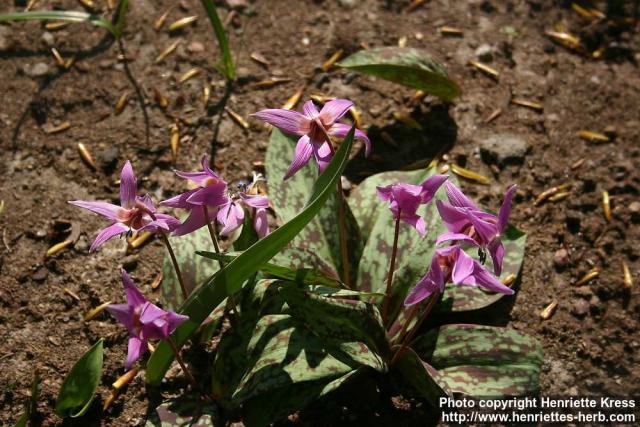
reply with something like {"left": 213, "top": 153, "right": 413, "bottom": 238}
{"left": 467, "top": 213, "right": 498, "bottom": 245}
{"left": 436, "top": 200, "right": 470, "bottom": 232}
{"left": 445, "top": 182, "right": 478, "bottom": 210}
{"left": 125, "top": 336, "right": 146, "bottom": 370}
{"left": 160, "top": 189, "right": 200, "bottom": 209}
{"left": 69, "top": 200, "right": 123, "bottom": 222}
{"left": 174, "top": 170, "right": 212, "bottom": 186}
{"left": 166, "top": 311, "right": 189, "bottom": 334}
{"left": 185, "top": 185, "right": 229, "bottom": 206}
{"left": 251, "top": 109, "right": 309, "bottom": 135}
{"left": 240, "top": 194, "right": 269, "bottom": 209}
{"left": 405, "top": 256, "right": 444, "bottom": 306}
{"left": 122, "top": 269, "right": 148, "bottom": 307}
{"left": 419, "top": 174, "right": 448, "bottom": 203}
{"left": 401, "top": 214, "right": 426, "bottom": 237}
{"left": 376, "top": 185, "right": 393, "bottom": 202}
{"left": 312, "top": 140, "right": 333, "bottom": 173}
{"left": 217, "top": 202, "right": 244, "bottom": 236}
{"left": 253, "top": 208, "right": 269, "bottom": 238}
{"left": 328, "top": 123, "right": 371, "bottom": 156}
{"left": 172, "top": 208, "right": 209, "bottom": 236}
{"left": 436, "top": 232, "right": 478, "bottom": 246}
{"left": 105, "top": 303, "right": 134, "bottom": 332}
{"left": 89, "top": 222, "right": 129, "bottom": 252}
{"left": 488, "top": 240, "right": 505, "bottom": 276}
{"left": 451, "top": 248, "right": 475, "bottom": 284}
{"left": 136, "top": 194, "right": 157, "bottom": 213}
{"left": 284, "top": 135, "right": 314, "bottom": 180}
{"left": 302, "top": 100, "right": 320, "bottom": 118}
{"left": 120, "top": 161, "right": 137, "bottom": 209}
{"left": 472, "top": 262, "right": 514, "bottom": 295}
{"left": 319, "top": 99, "right": 353, "bottom": 125}
{"left": 498, "top": 184, "right": 517, "bottom": 233}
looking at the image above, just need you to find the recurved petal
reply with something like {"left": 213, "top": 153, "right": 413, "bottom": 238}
{"left": 472, "top": 262, "right": 514, "bottom": 295}
{"left": 166, "top": 311, "right": 189, "bottom": 334}
{"left": 451, "top": 248, "right": 475, "bottom": 284}
{"left": 467, "top": 213, "right": 498, "bottom": 245}
{"left": 404, "top": 258, "right": 444, "bottom": 306}
{"left": 160, "top": 189, "right": 200, "bottom": 209}
{"left": 121, "top": 269, "right": 148, "bottom": 308}
{"left": 185, "top": 185, "right": 229, "bottom": 206}
{"left": 376, "top": 185, "right": 393, "bottom": 202}
{"left": 171, "top": 208, "right": 208, "bottom": 236}
{"left": 217, "top": 201, "right": 244, "bottom": 236}
{"left": 251, "top": 108, "right": 309, "bottom": 135}
{"left": 401, "top": 214, "right": 427, "bottom": 237}
{"left": 120, "top": 161, "right": 137, "bottom": 209}
{"left": 125, "top": 336, "right": 147, "bottom": 370}
{"left": 240, "top": 193, "right": 269, "bottom": 209}
{"left": 105, "top": 303, "right": 134, "bottom": 332}
{"left": 327, "top": 123, "right": 371, "bottom": 156}
{"left": 174, "top": 170, "right": 212, "bottom": 186}
{"left": 89, "top": 222, "right": 128, "bottom": 252}
{"left": 436, "top": 231, "right": 478, "bottom": 246}
{"left": 444, "top": 181, "right": 479, "bottom": 210}
{"left": 319, "top": 99, "right": 353, "bottom": 124}
{"left": 302, "top": 100, "right": 320, "bottom": 118}
{"left": 312, "top": 140, "right": 333, "bottom": 173}
{"left": 436, "top": 200, "right": 470, "bottom": 232}
{"left": 419, "top": 174, "right": 448, "bottom": 202}
{"left": 68, "top": 200, "right": 123, "bottom": 221}
{"left": 155, "top": 213, "right": 182, "bottom": 232}
{"left": 498, "top": 184, "right": 517, "bottom": 233}
{"left": 284, "top": 135, "right": 314, "bottom": 180}
{"left": 488, "top": 239, "right": 505, "bottom": 276}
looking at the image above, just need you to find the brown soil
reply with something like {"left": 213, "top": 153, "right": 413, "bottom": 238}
{"left": 1, "top": 0, "right": 639, "bottom": 426}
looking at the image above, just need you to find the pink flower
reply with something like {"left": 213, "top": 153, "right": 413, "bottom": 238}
{"left": 404, "top": 245, "right": 514, "bottom": 306}
{"left": 217, "top": 173, "right": 270, "bottom": 239}
{"left": 376, "top": 175, "right": 448, "bottom": 236}
{"left": 436, "top": 182, "right": 516, "bottom": 275}
{"left": 69, "top": 161, "right": 180, "bottom": 252}
{"left": 251, "top": 99, "right": 371, "bottom": 179}
{"left": 106, "top": 270, "right": 189, "bottom": 369}
{"left": 161, "top": 155, "right": 230, "bottom": 237}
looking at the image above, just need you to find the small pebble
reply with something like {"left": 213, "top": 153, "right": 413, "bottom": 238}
{"left": 24, "top": 62, "right": 50, "bottom": 78}
{"left": 571, "top": 299, "right": 590, "bottom": 318}
{"left": 41, "top": 32, "right": 55, "bottom": 47}
{"left": 475, "top": 44, "right": 494, "bottom": 62}
{"left": 187, "top": 41, "right": 205, "bottom": 53}
{"left": 553, "top": 248, "right": 569, "bottom": 268}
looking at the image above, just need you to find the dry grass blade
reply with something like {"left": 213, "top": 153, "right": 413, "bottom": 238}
{"left": 548, "top": 191, "right": 570, "bottom": 202}
{"left": 203, "top": 86, "right": 210, "bottom": 106}
{"left": 151, "top": 272, "right": 163, "bottom": 290}
{"left": 170, "top": 124, "right": 179, "bottom": 159}
{"left": 406, "top": 0, "right": 427, "bottom": 12}
{"left": 77, "top": 143, "right": 97, "bottom": 169}
{"left": 602, "top": 191, "right": 611, "bottom": 221}
{"left": 622, "top": 261, "right": 632, "bottom": 290}
{"left": 114, "top": 91, "right": 129, "bottom": 115}
{"left": 250, "top": 52, "right": 270, "bottom": 66}
{"left": 484, "top": 108, "right": 502, "bottom": 123}
{"left": 440, "top": 26, "right": 464, "bottom": 36}
{"left": 77, "top": 0, "right": 96, "bottom": 11}
{"left": 168, "top": 15, "right": 198, "bottom": 32}
{"left": 43, "top": 122, "right": 71, "bottom": 134}
{"left": 393, "top": 112, "right": 422, "bottom": 130}
{"left": 84, "top": 301, "right": 112, "bottom": 321}
{"left": 577, "top": 130, "right": 609, "bottom": 142}
{"left": 398, "top": 36, "right": 408, "bottom": 48}
{"left": 26, "top": 0, "right": 40, "bottom": 11}
{"left": 571, "top": 158, "right": 585, "bottom": 170}
{"left": 63, "top": 287, "right": 81, "bottom": 301}
{"left": 51, "top": 48, "right": 65, "bottom": 66}
{"left": 45, "top": 240, "right": 72, "bottom": 257}
{"left": 45, "top": 21, "right": 70, "bottom": 30}
{"left": 103, "top": 391, "right": 119, "bottom": 411}
{"left": 153, "top": 87, "right": 168, "bottom": 109}
{"left": 534, "top": 183, "right": 571, "bottom": 205}
{"left": 451, "top": 164, "right": 491, "bottom": 184}
{"left": 511, "top": 98, "right": 543, "bottom": 112}
{"left": 225, "top": 107, "right": 249, "bottom": 129}
{"left": 112, "top": 368, "right": 138, "bottom": 390}
{"left": 540, "top": 300, "right": 558, "bottom": 320}
{"left": 282, "top": 87, "right": 304, "bottom": 110}
{"left": 545, "top": 30, "right": 582, "bottom": 51}
{"left": 155, "top": 40, "right": 181, "bottom": 63}
{"left": 575, "top": 268, "right": 599, "bottom": 286}
{"left": 250, "top": 77, "right": 292, "bottom": 89}
{"left": 468, "top": 60, "right": 499, "bottom": 78}
{"left": 178, "top": 68, "right": 201, "bottom": 84}
{"left": 321, "top": 49, "right": 343, "bottom": 72}
{"left": 154, "top": 8, "right": 172, "bottom": 31}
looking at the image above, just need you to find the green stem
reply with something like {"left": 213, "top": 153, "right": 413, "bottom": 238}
{"left": 160, "top": 233, "right": 188, "bottom": 301}
{"left": 381, "top": 214, "right": 401, "bottom": 325}
{"left": 199, "top": 0, "right": 235, "bottom": 81}
{"left": 390, "top": 292, "right": 440, "bottom": 366}
{"left": 166, "top": 337, "right": 212, "bottom": 401}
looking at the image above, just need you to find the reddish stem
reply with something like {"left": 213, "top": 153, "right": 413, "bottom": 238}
{"left": 160, "top": 233, "right": 189, "bottom": 301}
{"left": 381, "top": 214, "right": 401, "bottom": 325}
{"left": 390, "top": 292, "right": 440, "bottom": 366}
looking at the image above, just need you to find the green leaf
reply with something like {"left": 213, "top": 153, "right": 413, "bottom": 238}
{"left": 198, "top": 250, "right": 344, "bottom": 289}
{"left": 266, "top": 129, "right": 363, "bottom": 285}
{"left": 145, "top": 127, "right": 356, "bottom": 385}
{"left": 15, "top": 370, "right": 40, "bottom": 427}
{"left": 391, "top": 347, "right": 450, "bottom": 404}
{"left": 438, "top": 225, "right": 527, "bottom": 313}
{"left": 337, "top": 47, "right": 461, "bottom": 101}
{"left": 55, "top": 339, "right": 103, "bottom": 418}
{"left": 242, "top": 369, "right": 361, "bottom": 427}
{"left": 279, "top": 286, "right": 389, "bottom": 360}
{"left": 412, "top": 325, "right": 543, "bottom": 396}
{"left": 146, "top": 396, "right": 219, "bottom": 427}
{"left": 0, "top": 11, "right": 119, "bottom": 37}
{"left": 162, "top": 226, "right": 220, "bottom": 309}
{"left": 200, "top": 0, "right": 235, "bottom": 80}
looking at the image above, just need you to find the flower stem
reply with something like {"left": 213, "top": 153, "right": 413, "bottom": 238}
{"left": 166, "top": 337, "right": 212, "bottom": 401}
{"left": 202, "top": 205, "right": 224, "bottom": 270}
{"left": 381, "top": 215, "right": 401, "bottom": 325}
{"left": 160, "top": 233, "right": 188, "bottom": 301}
{"left": 390, "top": 291, "right": 440, "bottom": 366}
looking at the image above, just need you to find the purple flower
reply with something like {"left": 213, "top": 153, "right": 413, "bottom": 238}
{"left": 217, "top": 173, "right": 270, "bottom": 239}
{"left": 436, "top": 182, "right": 516, "bottom": 275}
{"left": 376, "top": 175, "right": 448, "bottom": 236}
{"left": 161, "top": 155, "right": 230, "bottom": 237}
{"left": 106, "top": 270, "right": 189, "bottom": 369}
{"left": 69, "top": 161, "right": 180, "bottom": 252}
{"left": 404, "top": 245, "right": 514, "bottom": 306}
{"left": 251, "top": 99, "right": 371, "bottom": 179}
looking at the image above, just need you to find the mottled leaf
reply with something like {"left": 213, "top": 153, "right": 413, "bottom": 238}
{"left": 412, "top": 324, "right": 543, "bottom": 396}
{"left": 146, "top": 129, "right": 355, "bottom": 385}
{"left": 391, "top": 346, "right": 450, "bottom": 404}
{"left": 55, "top": 339, "right": 103, "bottom": 418}
{"left": 337, "top": 47, "right": 461, "bottom": 101}
{"left": 266, "top": 129, "right": 363, "bottom": 284}
{"left": 146, "top": 396, "right": 219, "bottom": 427}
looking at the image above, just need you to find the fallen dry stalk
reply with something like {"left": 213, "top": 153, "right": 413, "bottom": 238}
{"left": 540, "top": 300, "right": 558, "bottom": 320}
{"left": 450, "top": 164, "right": 491, "bottom": 184}
{"left": 84, "top": 301, "right": 112, "bottom": 321}
{"left": 77, "top": 143, "right": 97, "bottom": 170}
{"left": 575, "top": 268, "right": 599, "bottom": 286}
{"left": 602, "top": 191, "right": 611, "bottom": 221}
